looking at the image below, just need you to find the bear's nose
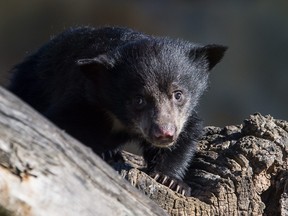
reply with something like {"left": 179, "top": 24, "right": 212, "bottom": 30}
{"left": 151, "top": 124, "right": 176, "bottom": 142}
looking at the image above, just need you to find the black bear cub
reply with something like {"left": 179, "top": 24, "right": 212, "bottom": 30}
{"left": 9, "top": 26, "right": 227, "bottom": 196}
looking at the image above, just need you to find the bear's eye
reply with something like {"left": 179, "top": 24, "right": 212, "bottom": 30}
{"left": 133, "top": 95, "right": 146, "bottom": 110}
{"left": 173, "top": 91, "right": 184, "bottom": 104}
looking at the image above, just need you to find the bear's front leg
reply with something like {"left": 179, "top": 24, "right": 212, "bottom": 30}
{"left": 142, "top": 114, "right": 202, "bottom": 196}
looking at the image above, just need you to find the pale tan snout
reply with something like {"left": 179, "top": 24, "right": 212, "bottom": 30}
{"left": 150, "top": 123, "right": 176, "bottom": 145}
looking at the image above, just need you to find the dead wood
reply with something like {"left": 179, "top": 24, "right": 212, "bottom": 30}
{"left": 121, "top": 114, "right": 288, "bottom": 216}
{"left": 0, "top": 86, "right": 167, "bottom": 216}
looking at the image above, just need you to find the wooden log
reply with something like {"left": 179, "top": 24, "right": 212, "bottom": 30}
{"left": 0, "top": 86, "right": 167, "bottom": 216}
{"left": 121, "top": 114, "right": 288, "bottom": 215}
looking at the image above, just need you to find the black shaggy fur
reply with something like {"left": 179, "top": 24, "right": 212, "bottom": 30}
{"left": 9, "top": 26, "right": 227, "bottom": 196}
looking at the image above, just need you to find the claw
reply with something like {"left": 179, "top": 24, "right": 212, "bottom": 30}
{"left": 162, "top": 175, "right": 168, "bottom": 184}
{"left": 168, "top": 180, "right": 174, "bottom": 188}
{"left": 181, "top": 189, "right": 186, "bottom": 196}
{"left": 176, "top": 185, "right": 180, "bottom": 193}
{"left": 153, "top": 174, "right": 160, "bottom": 181}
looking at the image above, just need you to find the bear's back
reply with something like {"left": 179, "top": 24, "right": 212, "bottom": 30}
{"left": 9, "top": 26, "right": 149, "bottom": 112}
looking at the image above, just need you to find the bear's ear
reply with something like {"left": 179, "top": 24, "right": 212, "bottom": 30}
{"left": 190, "top": 44, "right": 228, "bottom": 71}
{"left": 76, "top": 54, "right": 115, "bottom": 80}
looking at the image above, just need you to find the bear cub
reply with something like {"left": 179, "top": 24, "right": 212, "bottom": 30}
{"left": 9, "top": 26, "right": 227, "bottom": 196}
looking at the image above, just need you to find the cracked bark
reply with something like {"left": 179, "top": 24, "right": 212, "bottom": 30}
{"left": 120, "top": 115, "right": 288, "bottom": 215}
{"left": 0, "top": 86, "right": 287, "bottom": 216}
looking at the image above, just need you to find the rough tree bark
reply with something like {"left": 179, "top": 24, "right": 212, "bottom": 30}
{"left": 121, "top": 115, "right": 288, "bottom": 215}
{"left": 0, "top": 85, "right": 287, "bottom": 216}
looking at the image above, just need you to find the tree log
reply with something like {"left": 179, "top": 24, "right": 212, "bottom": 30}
{"left": 0, "top": 85, "right": 287, "bottom": 215}
{"left": 121, "top": 114, "right": 288, "bottom": 215}
{"left": 0, "top": 86, "right": 167, "bottom": 216}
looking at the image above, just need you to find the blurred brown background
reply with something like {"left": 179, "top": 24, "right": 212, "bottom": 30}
{"left": 0, "top": 0, "right": 287, "bottom": 127}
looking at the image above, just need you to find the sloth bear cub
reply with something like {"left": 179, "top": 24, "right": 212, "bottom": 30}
{"left": 9, "top": 26, "right": 227, "bottom": 195}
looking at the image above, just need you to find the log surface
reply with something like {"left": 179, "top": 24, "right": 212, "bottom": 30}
{"left": 121, "top": 114, "right": 288, "bottom": 215}
{"left": 0, "top": 87, "right": 167, "bottom": 216}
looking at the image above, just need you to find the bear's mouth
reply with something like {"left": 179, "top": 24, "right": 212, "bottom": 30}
{"left": 149, "top": 138, "right": 176, "bottom": 148}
